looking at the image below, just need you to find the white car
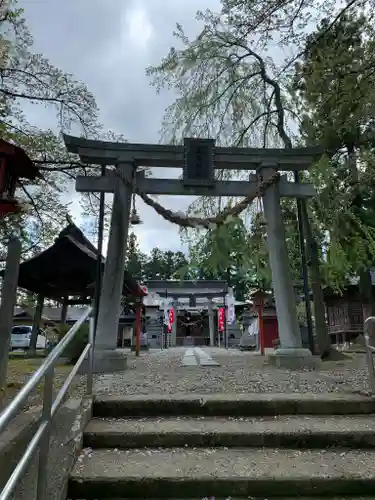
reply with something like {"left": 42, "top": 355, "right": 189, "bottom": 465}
{"left": 10, "top": 325, "right": 48, "bottom": 351}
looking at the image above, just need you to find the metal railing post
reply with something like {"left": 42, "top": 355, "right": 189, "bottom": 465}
{"left": 366, "top": 347, "right": 375, "bottom": 394}
{"left": 36, "top": 365, "right": 54, "bottom": 500}
{"left": 87, "top": 315, "right": 95, "bottom": 396}
{"left": 0, "top": 306, "right": 92, "bottom": 500}
{"left": 364, "top": 317, "right": 375, "bottom": 395}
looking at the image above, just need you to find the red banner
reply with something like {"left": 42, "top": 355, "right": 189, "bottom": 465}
{"left": 217, "top": 307, "right": 225, "bottom": 332}
{"left": 168, "top": 308, "right": 175, "bottom": 333}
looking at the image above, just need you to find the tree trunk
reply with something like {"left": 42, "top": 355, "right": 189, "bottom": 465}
{"left": 300, "top": 202, "right": 331, "bottom": 357}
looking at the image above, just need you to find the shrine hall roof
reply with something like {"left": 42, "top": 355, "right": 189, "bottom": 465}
{"left": 4, "top": 223, "right": 146, "bottom": 301}
{"left": 145, "top": 280, "right": 228, "bottom": 297}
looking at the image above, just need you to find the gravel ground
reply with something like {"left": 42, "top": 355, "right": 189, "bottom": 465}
{"left": 2, "top": 359, "right": 87, "bottom": 412}
{"left": 93, "top": 348, "right": 373, "bottom": 396}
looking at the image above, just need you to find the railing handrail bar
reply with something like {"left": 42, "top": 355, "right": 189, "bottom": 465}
{"left": 0, "top": 311, "right": 95, "bottom": 500}
{"left": 364, "top": 316, "right": 375, "bottom": 348}
{"left": 0, "top": 306, "right": 92, "bottom": 434}
{"left": 0, "top": 421, "right": 47, "bottom": 500}
{"left": 364, "top": 316, "right": 375, "bottom": 395}
{"left": 51, "top": 342, "right": 91, "bottom": 418}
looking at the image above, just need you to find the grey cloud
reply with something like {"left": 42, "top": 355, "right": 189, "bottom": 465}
{"left": 21, "top": 0, "right": 125, "bottom": 75}
{"left": 134, "top": 223, "right": 188, "bottom": 255}
{"left": 21, "top": 0, "right": 220, "bottom": 141}
{"left": 132, "top": 194, "right": 194, "bottom": 254}
{"left": 19, "top": 0, "right": 221, "bottom": 253}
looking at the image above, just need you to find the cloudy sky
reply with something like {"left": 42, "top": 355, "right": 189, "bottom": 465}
{"left": 20, "top": 0, "right": 221, "bottom": 254}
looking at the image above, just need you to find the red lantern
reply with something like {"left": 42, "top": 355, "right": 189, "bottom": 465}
{"left": 0, "top": 140, "right": 40, "bottom": 217}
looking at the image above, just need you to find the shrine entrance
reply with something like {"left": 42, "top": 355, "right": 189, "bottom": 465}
{"left": 177, "top": 311, "right": 208, "bottom": 346}
{"left": 63, "top": 134, "right": 324, "bottom": 371}
{"left": 145, "top": 280, "right": 228, "bottom": 348}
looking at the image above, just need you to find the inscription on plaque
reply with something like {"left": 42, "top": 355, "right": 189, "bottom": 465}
{"left": 189, "top": 296, "right": 196, "bottom": 307}
{"left": 183, "top": 138, "right": 215, "bottom": 187}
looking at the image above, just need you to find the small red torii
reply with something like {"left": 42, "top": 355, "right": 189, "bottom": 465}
{"left": 0, "top": 139, "right": 40, "bottom": 217}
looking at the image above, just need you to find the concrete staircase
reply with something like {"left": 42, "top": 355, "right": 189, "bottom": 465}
{"left": 68, "top": 393, "right": 375, "bottom": 499}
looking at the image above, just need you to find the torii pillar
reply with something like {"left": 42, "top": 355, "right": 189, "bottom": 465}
{"left": 259, "top": 164, "right": 315, "bottom": 368}
{"left": 93, "top": 164, "right": 133, "bottom": 372}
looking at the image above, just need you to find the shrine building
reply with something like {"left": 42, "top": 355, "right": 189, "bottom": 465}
{"left": 143, "top": 280, "right": 244, "bottom": 348}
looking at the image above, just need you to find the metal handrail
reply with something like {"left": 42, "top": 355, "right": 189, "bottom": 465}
{"left": 364, "top": 316, "right": 375, "bottom": 394}
{"left": 0, "top": 306, "right": 94, "bottom": 500}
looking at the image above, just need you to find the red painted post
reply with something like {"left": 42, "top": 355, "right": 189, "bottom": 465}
{"left": 252, "top": 290, "right": 266, "bottom": 356}
{"left": 135, "top": 300, "right": 142, "bottom": 357}
{"left": 258, "top": 297, "right": 265, "bottom": 355}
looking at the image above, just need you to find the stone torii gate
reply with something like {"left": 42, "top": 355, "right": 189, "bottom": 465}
{"left": 63, "top": 135, "right": 323, "bottom": 371}
{"left": 145, "top": 279, "right": 229, "bottom": 347}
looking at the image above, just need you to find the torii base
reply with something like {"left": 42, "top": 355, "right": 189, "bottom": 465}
{"left": 78, "top": 348, "right": 128, "bottom": 374}
{"left": 268, "top": 348, "right": 320, "bottom": 370}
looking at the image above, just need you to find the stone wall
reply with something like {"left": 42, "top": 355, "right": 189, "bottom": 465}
{"left": 1, "top": 395, "right": 92, "bottom": 500}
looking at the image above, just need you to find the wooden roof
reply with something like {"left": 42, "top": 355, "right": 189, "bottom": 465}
{"left": 4, "top": 223, "right": 146, "bottom": 301}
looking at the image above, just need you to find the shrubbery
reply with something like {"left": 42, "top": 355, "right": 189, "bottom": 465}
{"left": 56, "top": 323, "right": 89, "bottom": 364}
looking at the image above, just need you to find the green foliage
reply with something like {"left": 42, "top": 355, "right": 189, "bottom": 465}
{"left": 126, "top": 232, "right": 148, "bottom": 280}
{"left": 147, "top": 9, "right": 289, "bottom": 148}
{"left": 147, "top": 1, "right": 375, "bottom": 297}
{"left": 190, "top": 217, "right": 248, "bottom": 274}
{"left": 56, "top": 323, "right": 89, "bottom": 364}
{"left": 144, "top": 248, "right": 190, "bottom": 280}
{"left": 185, "top": 204, "right": 304, "bottom": 299}
{"left": 145, "top": 3, "right": 303, "bottom": 284}
{"left": 294, "top": 10, "right": 375, "bottom": 150}
{"left": 147, "top": 0, "right": 375, "bottom": 296}
{"left": 293, "top": 9, "right": 375, "bottom": 289}
{"left": 185, "top": 215, "right": 269, "bottom": 300}
{"left": 125, "top": 232, "right": 191, "bottom": 281}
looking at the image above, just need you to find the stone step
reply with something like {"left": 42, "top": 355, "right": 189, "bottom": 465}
{"left": 93, "top": 393, "right": 375, "bottom": 418}
{"left": 83, "top": 415, "right": 375, "bottom": 449}
{"left": 68, "top": 447, "right": 375, "bottom": 498}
